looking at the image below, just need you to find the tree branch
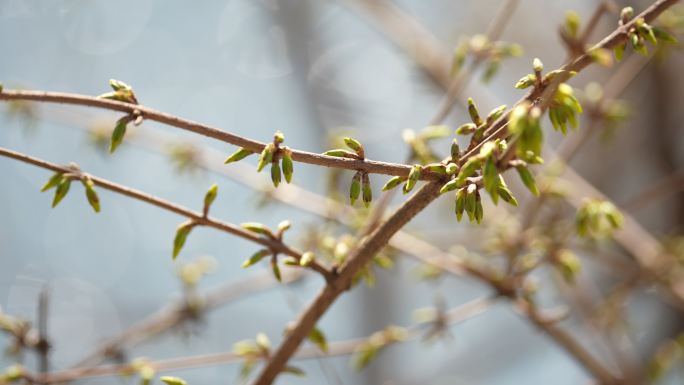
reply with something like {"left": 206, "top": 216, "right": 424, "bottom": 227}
{"left": 0, "top": 91, "right": 438, "bottom": 180}
{"left": 0, "top": 147, "right": 333, "bottom": 281}
{"left": 17, "top": 297, "right": 494, "bottom": 384}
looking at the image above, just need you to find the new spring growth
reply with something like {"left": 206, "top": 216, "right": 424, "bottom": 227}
{"left": 300, "top": 251, "right": 315, "bottom": 267}
{"left": 450, "top": 34, "right": 523, "bottom": 82}
{"left": 576, "top": 198, "right": 624, "bottom": 239}
{"left": 467, "top": 97, "right": 483, "bottom": 127}
{"left": 614, "top": 7, "right": 677, "bottom": 61}
{"left": 80, "top": 175, "right": 100, "bottom": 213}
{"left": 173, "top": 220, "right": 196, "bottom": 260}
{"left": 271, "top": 254, "right": 281, "bottom": 282}
{"left": 160, "top": 376, "right": 187, "bottom": 385}
{"left": 41, "top": 172, "right": 71, "bottom": 208}
{"left": 451, "top": 139, "right": 460, "bottom": 161}
{"left": 564, "top": 10, "right": 580, "bottom": 39}
{"left": 510, "top": 160, "right": 539, "bottom": 196}
{"left": 352, "top": 325, "right": 409, "bottom": 370}
{"left": 403, "top": 165, "right": 421, "bottom": 194}
{"left": 256, "top": 143, "right": 275, "bottom": 172}
{"left": 202, "top": 183, "right": 218, "bottom": 217}
{"left": 281, "top": 149, "right": 293, "bottom": 183}
{"left": 308, "top": 327, "right": 329, "bottom": 353}
{"left": 98, "top": 79, "right": 138, "bottom": 104}
{"left": 549, "top": 83, "right": 583, "bottom": 135}
{"left": 382, "top": 175, "right": 407, "bottom": 192}
{"left": 224, "top": 147, "right": 254, "bottom": 164}
{"left": 362, "top": 172, "right": 372, "bottom": 207}
{"left": 324, "top": 136, "right": 366, "bottom": 160}
{"left": 109, "top": 115, "right": 131, "bottom": 153}
{"left": 350, "top": 171, "right": 362, "bottom": 205}
{"left": 509, "top": 102, "right": 543, "bottom": 158}
{"left": 240, "top": 222, "right": 276, "bottom": 238}
{"left": 242, "top": 249, "right": 271, "bottom": 268}
{"left": 343, "top": 137, "right": 365, "bottom": 158}
{"left": 554, "top": 249, "right": 581, "bottom": 284}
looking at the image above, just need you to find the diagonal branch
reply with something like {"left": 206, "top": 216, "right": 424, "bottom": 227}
{"left": 0, "top": 90, "right": 436, "bottom": 180}
{"left": 18, "top": 296, "right": 493, "bottom": 385}
{"left": 0, "top": 147, "right": 333, "bottom": 281}
{"left": 251, "top": 1, "right": 680, "bottom": 384}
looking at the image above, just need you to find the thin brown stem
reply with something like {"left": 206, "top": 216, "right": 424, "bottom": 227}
{"left": 23, "top": 297, "right": 494, "bottom": 384}
{"left": 620, "top": 167, "right": 684, "bottom": 212}
{"left": 0, "top": 91, "right": 434, "bottom": 180}
{"left": 0, "top": 147, "right": 333, "bottom": 281}
{"left": 71, "top": 269, "right": 302, "bottom": 369}
{"left": 428, "top": 0, "right": 519, "bottom": 125}
{"left": 515, "top": 299, "right": 619, "bottom": 384}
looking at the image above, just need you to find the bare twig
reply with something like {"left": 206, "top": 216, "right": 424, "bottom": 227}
{"left": 20, "top": 297, "right": 494, "bottom": 384}
{"left": 71, "top": 269, "right": 302, "bottom": 369}
{"left": 36, "top": 288, "right": 50, "bottom": 374}
{"left": 620, "top": 167, "right": 684, "bottom": 212}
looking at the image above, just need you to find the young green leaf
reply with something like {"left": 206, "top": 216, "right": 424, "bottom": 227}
{"left": 343, "top": 137, "right": 364, "bottom": 158}
{"left": 242, "top": 249, "right": 271, "bottom": 268}
{"left": 159, "top": 376, "right": 187, "bottom": 385}
{"left": 322, "top": 149, "right": 359, "bottom": 158}
{"left": 362, "top": 172, "right": 372, "bottom": 207}
{"left": 350, "top": 171, "right": 362, "bottom": 205}
{"left": 474, "top": 193, "right": 483, "bottom": 224}
{"left": 614, "top": 43, "right": 626, "bottom": 62}
{"left": 52, "top": 177, "right": 71, "bottom": 208}
{"left": 457, "top": 157, "right": 481, "bottom": 184}
{"left": 203, "top": 183, "right": 218, "bottom": 216}
{"left": 308, "top": 327, "right": 328, "bottom": 353}
{"left": 455, "top": 123, "right": 477, "bottom": 135}
{"left": 514, "top": 74, "right": 536, "bottom": 89}
{"left": 224, "top": 147, "right": 253, "bottom": 164}
{"left": 240, "top": 222, "right": 275, "bottom": 238}
{"left": 450, "top": 139, "right": 460, "bottom": 161}
{"left": 455, "top": 187, "right": 466, "bottom": 221}
{"left": 110, "top": 117, "right": 128, "bottom": 153}
{"left": 403, "top": 165, "right": 421, "bottom": 194}
{"left": 496, "top": 176, "right": 518, "bottom": 206}
{"left": 516, "top": 165, "right": 539, "bottom": 196}
{"left": 281, "top": 150, "right": 293, "bottom": 183}
{"left": 467, "top": 97, "right": 483, "bottom": 126}
{"left": 555, "top": 249, "right": 581, "bottom": 284}
{"left": 41, "top": 173, "right": 65, "bottom": 192}
{"left": 381, "top": 176, "right": 406, "bottom": 192}
{"left": 485, "top": 105, "right": 507, "bottom": 125}
{"left": 283, "top": 366, "right": 306, "bottom": 377}
{"left": 81, "top": 175, "right": 101, "bottom": 213}
{"left": 482, "top": 156, "right": 498, "bottom": 195}
{"left": 271, "top": 255, "right": 281, "bottom": 282}
{"left": 270, "top": 161, "right": 282, "bottom": 187}
{"left": 256, "top": 144, "right": 275, "bottom": 172}
{"left": 109, "top": 79, "right": 131, "bottom": 92}
{"left": 173, "top": 221, "right": 195, "bottom": 260}
{"left": 440, "top": 178, "right": 460, "bottom": 194}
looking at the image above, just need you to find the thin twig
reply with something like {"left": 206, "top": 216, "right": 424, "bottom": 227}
{"left": 620, "top": 167, "right": 684, "bottom": 212}
{"left": 0, "top": 91, "right": 436, "bottom": 180}
{"left": 71, "top": 269, "right": 302, "bottom": 369}
{"left": 36, "top": 288, "right": 50, "bottom": 375}
{"left": 20, "top": 297, "right": 494, "bottom": 384}
{"left": 0, "top": 147, "right": 333, "bottom": 281}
